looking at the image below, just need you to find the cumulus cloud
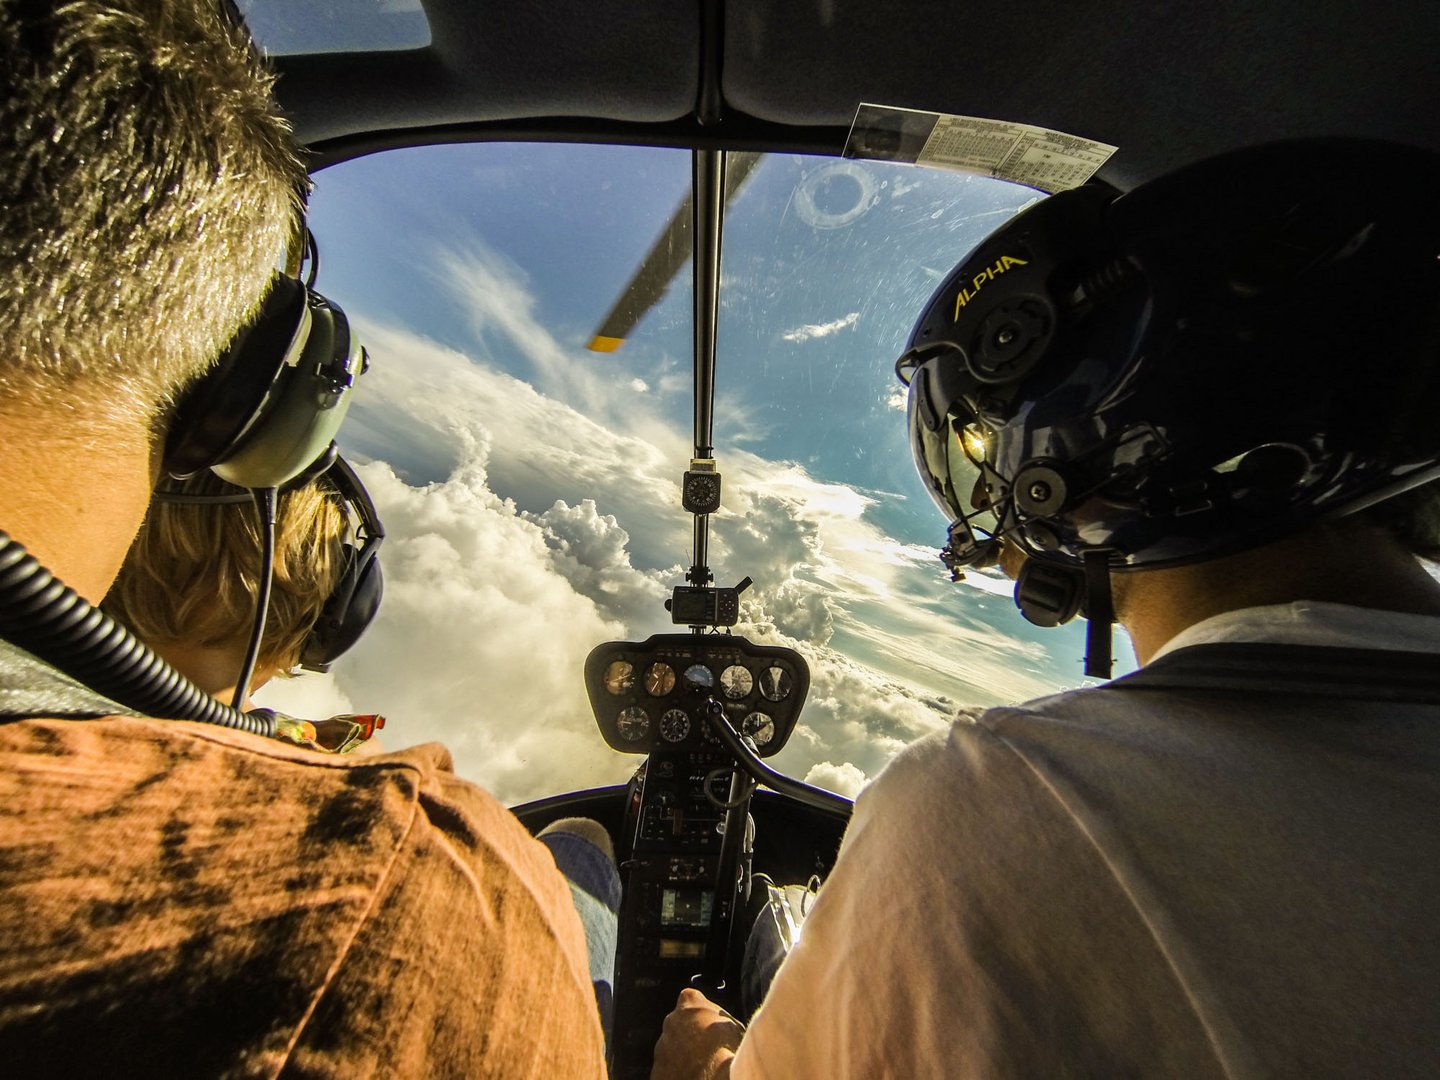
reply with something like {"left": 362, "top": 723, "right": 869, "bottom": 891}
{"left": 757, "top": 640, "right": 961, "bottom": 785}
{"left": 780, "top": 311, "right": 860, "bottom": 343}
{"left": 804, "top": 761, "right": 869, "bottom": 799}
{"left": 521, "top": 499, "right": 674, "bottom": 629}
{"left": 260, "top": 446, "right": 643, "bottom": 804}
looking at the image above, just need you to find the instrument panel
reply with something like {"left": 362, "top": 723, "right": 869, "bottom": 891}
{"left": 585, "top": 634, "right": 809, "bottom": 756}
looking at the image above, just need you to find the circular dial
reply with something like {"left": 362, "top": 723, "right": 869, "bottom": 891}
{"left": 604, "top": 660, "right": 635, "bottom": 695}
{"left": 682, "top": 663, "right": 714, "bottom": 692}
{"left": 684, "top": 474, "right": 720, "bottom": 508}
{"left": 741, "top": 711, "right": 775, "bottom": 747}
{"left": 659, "top": 708, "right": 691, "bottom": 743}
{"left": 758, "top": 665, "right": 793, "bottom": 702}
{"left": 719, "top": 665, "right": 753, "bottom": 700}
{"left": 645, "top": 661, "right": 676, "bottom": 696}
{"left": 616, "top": 706, "right": 649, "bottom": 742}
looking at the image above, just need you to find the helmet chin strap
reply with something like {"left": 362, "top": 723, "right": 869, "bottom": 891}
{"left": 1082, "top": 549, "right": 1115, "bottom": 679}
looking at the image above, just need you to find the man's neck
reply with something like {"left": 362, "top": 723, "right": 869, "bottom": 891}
{"left": 1114, "top": 522, "right": 1440, "bottom": 664}
{"left": 0, "top": 404, "right": 157, "bottom": 603}
{"left": 147, "top": 640, "right": 277, "bottom": 710}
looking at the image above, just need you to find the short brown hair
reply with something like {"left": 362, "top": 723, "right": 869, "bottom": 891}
{"left": 104, "top": 474, "right": 348, "bottom": 674}
{"left": 0, "top": 1, "right": 307, "bottom": 422}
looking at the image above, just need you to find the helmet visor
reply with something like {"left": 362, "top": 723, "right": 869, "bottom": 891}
{"left": 902, "top": 355, "right": 1003, "bottom": 565}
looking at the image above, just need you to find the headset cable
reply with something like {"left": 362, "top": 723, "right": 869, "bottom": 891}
{"left": 232, "top": 486, "right": 278, "bottom": 709}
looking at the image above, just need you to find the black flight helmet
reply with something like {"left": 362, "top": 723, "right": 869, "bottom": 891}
{"left": 897, "top": 139, "right": 1440, "bottom": 672}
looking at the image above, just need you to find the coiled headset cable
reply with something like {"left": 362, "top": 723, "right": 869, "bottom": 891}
{"left": 0, "top": 529, "right": 275, "bottom": 737}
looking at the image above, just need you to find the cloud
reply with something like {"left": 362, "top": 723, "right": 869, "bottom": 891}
{"left": 760, "top": 640, "right": 961, "bottom": 784}
{"left": 261, "top": 442, "right": 644, "bottom": 805}
{"left": 429, "top": 242, "right": 693, "bottom": 456}
{"left": 521, "top": 499, "right": 674, "bottom": 629}
{"left": 804, "top": 761, "right": 869, "bottom": 799}
{"left": 780, "top": 311, "right": 860, "bottom": 343}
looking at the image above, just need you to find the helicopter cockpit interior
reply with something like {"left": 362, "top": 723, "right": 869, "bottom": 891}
{"left": 6, "top": 2, "right": 1439, "bottom": 1076}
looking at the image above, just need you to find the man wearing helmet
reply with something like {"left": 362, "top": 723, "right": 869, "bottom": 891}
{"left": 654, "top": 140, "right": 1440, "bottom": 1078}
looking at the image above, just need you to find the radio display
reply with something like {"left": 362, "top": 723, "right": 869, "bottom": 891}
{"left": 660, "top": 887, "right": 713, "bottom": 928}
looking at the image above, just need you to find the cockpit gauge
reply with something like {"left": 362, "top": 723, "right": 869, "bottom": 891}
{"left": 616, "top": 706, "right": 650, "bottom": 742}
{"left": 719, "top": 665, "right": 753, "bottom": 700}
{"left": 682, "top": 663, "right": 715, "bottom": 692}
{"left": 604, "top": 660, "right": 636, "bottom": 695}
{"left": 659, "top": 708, "right": 692, "bottom": 743}
{"left": 645, "top": 661, "right": 676, "bottom": 696}
{"left": 741, "top": 711, "right": 775, "bottom": 747}
{"left": 681, "top": 469, "right": 722, "bottom": 515}
{"left": 758, "top": 665, "right": 793, "bottom": 702}
{"left": 585, "top": 634, "right": 810, "bottom": 757}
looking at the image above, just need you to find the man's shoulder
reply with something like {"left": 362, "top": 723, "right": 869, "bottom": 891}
{"left": 0, "top": 714, "right": 599, "bottom": 1076}
{"left": 995, "top": 640, "right": 1440, "bottom": 729}
{"left": 0, "top": 712, "right": 550, "bottom": 885}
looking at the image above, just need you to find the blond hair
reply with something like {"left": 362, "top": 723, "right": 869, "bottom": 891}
{"left": 0, "top": 1, "right": 308, "bottom": 424}
{"left": 105, "top": 474, "right": 348, "bottom": 674}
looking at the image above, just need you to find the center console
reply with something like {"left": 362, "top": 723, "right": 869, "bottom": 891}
{"left": 584, "top": 634, "right": 810, "bottom": 1079}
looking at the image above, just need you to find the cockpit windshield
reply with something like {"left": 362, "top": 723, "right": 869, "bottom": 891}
{"left": 253, "top": 143, "right": 1136, "bottom": 804}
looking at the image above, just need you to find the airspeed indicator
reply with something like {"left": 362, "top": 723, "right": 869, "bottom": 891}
{"left": 604, "top": 660, "right": 636, "bottom": 695}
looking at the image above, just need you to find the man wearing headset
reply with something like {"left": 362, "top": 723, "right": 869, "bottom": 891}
{"left": 104, "top": 464, "right": 369, "bottom": 710}
{"left": 655, "top": 142, "right": 1440, "bottom": 1077}
{"left": 0, "top": 3, "right": 606, "bottom": 1075}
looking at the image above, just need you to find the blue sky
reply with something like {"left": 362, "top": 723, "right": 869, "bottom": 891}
{"left": 256, "top": 143, "right": 1136, "bottom": 803}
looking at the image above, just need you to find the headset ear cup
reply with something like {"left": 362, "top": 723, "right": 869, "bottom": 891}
{"left": 163, "top": 273, "right": 364, "bottom": 490}
{"left": 164, "top": 273, "right": 310, "bottom": 479}
{"left": 210, "top": 295, "right": 363, "bottom": 489}
{"left": 300, "top": 545, "right": 383, "bottom": 672}
{"left": 1013, "top": 560, "right": 1085, "bottom": 627}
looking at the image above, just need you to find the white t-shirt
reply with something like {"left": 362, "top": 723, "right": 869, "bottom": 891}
{"left": 732, "top": 604, "right": 1440, "bottom": 1079}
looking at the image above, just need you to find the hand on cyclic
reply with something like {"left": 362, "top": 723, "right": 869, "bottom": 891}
{"left": 651, "top": 988, "right": 744, "bottom": 1080}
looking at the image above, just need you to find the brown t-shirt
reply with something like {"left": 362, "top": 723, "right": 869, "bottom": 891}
{"left": 0, "top": 715, "right": 606, "bottom": 1078}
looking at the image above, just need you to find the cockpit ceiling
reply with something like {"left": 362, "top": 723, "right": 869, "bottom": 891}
{"left": 273, "top": 0, "right": 1440, "bottom": 189}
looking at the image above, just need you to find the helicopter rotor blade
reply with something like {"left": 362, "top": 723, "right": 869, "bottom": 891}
{"left": 587, "top": 151, "right": 762, "bottom": 353}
